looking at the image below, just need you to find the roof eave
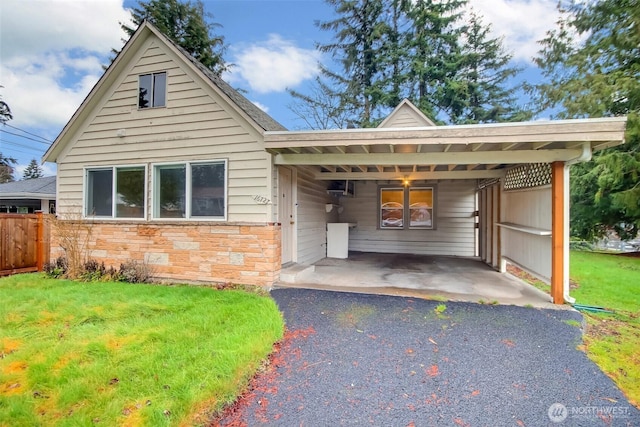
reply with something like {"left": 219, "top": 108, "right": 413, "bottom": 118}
{"left": 0, "top": 193, "right": 56, "bottom": 199}
{"left": 264, "top": 116, "right": 628, "bottom": 149}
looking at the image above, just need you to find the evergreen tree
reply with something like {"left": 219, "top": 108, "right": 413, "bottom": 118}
{"left": 377, "top": 0, "right": 412, "bottom": 110}
{"left": 0, "top": 100, "right": 11, "bottom": 124}
{"left": 290, "top": 0, "right": 530, "bottom": 129}
{"left": 0, "top": 153, "right": 16, "bottom": 183}
{"left": 446, "top": 12, "right": 531, "bottom": 124}
{"left": 534, "top": 0, "right": 640, "bottom": 240}
{"left": 116, "top": 0, "right": 227, "bottom": 75}
{"left": 22, "top": 159, "right": 44, "bottom": 180}
{"left": 0, "top": 89, "right": 15, "bottom": 183}
{"left": 0, "top": 86, "right": 12, "bottom": 124}
{"left": 316, "top": 0, "right": 388, "bottom": 127}
{"left": 405, "top": 0, "right": 466, "bottom": 121}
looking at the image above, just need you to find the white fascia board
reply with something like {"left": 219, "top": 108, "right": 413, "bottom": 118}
{"left": 274, "top": 149, "right": 583, "bottom": 166}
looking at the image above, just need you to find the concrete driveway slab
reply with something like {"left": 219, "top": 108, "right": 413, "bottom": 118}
{"left": 278, "top": 253, "right": 556, "bottom": 308}
{"left": 216, "top": 289, "right": 639, "bottom": 426}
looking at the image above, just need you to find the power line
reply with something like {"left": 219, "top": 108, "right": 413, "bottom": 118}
{"left": 3, "top": 123, "right": 53, "bottom": 143}
{"left": 0, "top": 144, "right": 44, "bottom": 159}
{"left": 0, "top": 145, "right": 41, "bottom": 157}
{"left": 0, "top": 138, "right": 45, "bottom": 150}
{"left": 0, "top": 129, "right": 52, "bottom": 146}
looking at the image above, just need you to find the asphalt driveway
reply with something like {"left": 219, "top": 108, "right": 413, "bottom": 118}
{"left": 216, "top": 289, "right": 639, "bottom": 426}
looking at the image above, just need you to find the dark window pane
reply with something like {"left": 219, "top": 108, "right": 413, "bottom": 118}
{"left": 191, "top": 162, "right": 225, "bottom": 217}
{"left": 157, "top": 165, "right": 186, "bottom": 218}
{"left": 138, "top": 74, "right": 152, "bottom": 108}
{"left": 153, "top": 72, "right": 166, "bottom": 107}
{"left": 116, "top": 167, "right": 145, "bottom": 218}
{"left": 87, "top": 169, "right": 113, "bottom": 216}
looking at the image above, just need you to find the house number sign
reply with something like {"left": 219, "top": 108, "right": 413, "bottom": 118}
{"left": 252, "top": 195, "right": 271, "bottom": 205}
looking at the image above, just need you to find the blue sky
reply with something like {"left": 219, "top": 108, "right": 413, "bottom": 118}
{"left": 0, "top": 0, "right": 561, "bottom": 178}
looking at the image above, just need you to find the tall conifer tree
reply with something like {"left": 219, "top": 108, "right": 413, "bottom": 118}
{"left": 115, "top": 0, "right": 227, "bottom": 75}
{"left": 446, "top": 12, "right": 530, "bottom": 124}
{"left": 534, "top": 0, "right": 640, "bottom": 240}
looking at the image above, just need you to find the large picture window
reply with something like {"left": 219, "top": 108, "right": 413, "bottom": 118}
{"left": 138, "top": 72, "right": 166, "bottom": 108}
{"left": 153, "top": 160, "right": 227, "bottom": 220}
{"left": 379, "top": 186, "right": 435, "bottom": 229}
{"left": 85, "top": 166, "right": 146, "bottom": 218}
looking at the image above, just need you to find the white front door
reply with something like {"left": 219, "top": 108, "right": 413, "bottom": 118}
{"left": 278, "top": 167, "right": 295, "bottom": 264}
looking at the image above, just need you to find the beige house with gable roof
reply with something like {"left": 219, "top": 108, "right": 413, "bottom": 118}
{"left": 44, "top": 21, "right": 627, "bottom": 304}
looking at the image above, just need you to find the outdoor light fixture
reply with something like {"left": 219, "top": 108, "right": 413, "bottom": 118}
{"left": 403, "top": 176, "right": 410, "bottom": 187}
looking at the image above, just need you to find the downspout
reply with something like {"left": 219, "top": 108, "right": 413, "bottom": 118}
{"left": 563, "top": 142, "right": 593, "bottom": 304}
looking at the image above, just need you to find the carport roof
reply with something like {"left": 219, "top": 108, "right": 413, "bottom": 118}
{"left": 264, "top": 116, "right": 627, "bottom": 180}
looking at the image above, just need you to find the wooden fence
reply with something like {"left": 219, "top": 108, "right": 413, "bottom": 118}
{"left": 0, "top": 212, "right": 50, "bottom": 276}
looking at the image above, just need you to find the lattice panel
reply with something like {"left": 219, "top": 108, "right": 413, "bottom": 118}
{"left": 504, "top": 163, "right": 551, "bottom": 190}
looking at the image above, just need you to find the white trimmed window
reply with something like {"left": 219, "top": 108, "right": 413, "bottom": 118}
{"left": 153, "top": 160, "right": 227, "bottom": 220}
{"left": 138, "top": 72, "right": 166, "bottom": 108}
{"left": 85, "top": 166, "right": 146, "bottom": 218}
{"left": 379, "top": 186, "right": 435, "bottom": 229}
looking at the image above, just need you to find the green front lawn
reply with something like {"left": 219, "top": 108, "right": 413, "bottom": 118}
{"left": 0, "top": 275, "right": 284, "bottom": 426}
{"left": 570, "top": 251, "right": 640, "bottom": 408}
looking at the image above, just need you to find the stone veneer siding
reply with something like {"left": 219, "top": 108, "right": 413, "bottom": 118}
{"left": 50, "top": 222, "right": 281, "bottom": 286}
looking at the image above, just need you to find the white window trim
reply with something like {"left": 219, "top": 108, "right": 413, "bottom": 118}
{"left": 83, "top": 165, "right": 148, "bottom": 220}
{"left": 151, "top": 159, "right": 228, "bottom": 221}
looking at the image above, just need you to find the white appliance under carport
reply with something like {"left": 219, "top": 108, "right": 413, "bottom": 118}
{"left": 327, "top": 223, "right": 357, "bottom": 258}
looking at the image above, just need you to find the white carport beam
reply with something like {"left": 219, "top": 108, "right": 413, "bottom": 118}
{"left": 274, "top": 149, "right": 583, "bottom": 166}
{"left": 315, "top": 170, "right": 504, "bottom": 180}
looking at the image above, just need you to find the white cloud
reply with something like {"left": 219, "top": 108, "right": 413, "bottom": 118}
{"left": 467, "top": 0, "right": 560, "bottom": 62}
{"left": 1, "top": 54, "right": 102, "bottom": 128}
{"left": 0, "top": 0, "right": 131, "bottom": 130}
{"left": 252, "top": 101, "right": 270, "bottom": 113}
{"left": 0, "top": 0, "right": 131, "bottom": 61}
{"left": 228, "top": 34, "right": 321, "bottom": 94}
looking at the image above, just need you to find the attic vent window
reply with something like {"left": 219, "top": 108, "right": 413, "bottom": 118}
{"left": 138, "top": 72, "right": 166, "bottom": 108}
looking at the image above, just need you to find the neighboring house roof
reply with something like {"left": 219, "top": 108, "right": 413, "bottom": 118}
{"left": 43, "top": 20, "right": 285, "bottom": 163}
{"left": 0, "top": 176, "right": 56, "bottom": 199}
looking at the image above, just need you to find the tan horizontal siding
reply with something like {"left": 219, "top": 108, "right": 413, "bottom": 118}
{"left": 295, "top": 167, "right": 334, "bottom": 265}
{"left": 80, "top": 118, "right": 244, "bottom": 140}
{"left": 88, "top": 108, "right": 229, "bottom": 132}
{"left": 340, "top": 180, "right": 476, "bottom": 256}
{"left": 68, "top": 140, "right": 266, "bottom": 163}
{"left": 57, "top": 32, "right": 270, "bottom": 223}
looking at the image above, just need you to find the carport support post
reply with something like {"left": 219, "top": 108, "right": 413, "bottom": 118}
{"left": 551, "top": 162, "right": 565, "bottom": 304}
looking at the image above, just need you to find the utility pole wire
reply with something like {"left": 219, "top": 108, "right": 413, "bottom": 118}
{"left": 0, "top": 129, "right": 53, "bottom": 146}
{"left": 3, "top": 123, "right": 53, "bottom": 143}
